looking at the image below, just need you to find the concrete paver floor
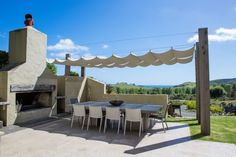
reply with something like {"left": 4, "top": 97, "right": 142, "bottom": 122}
{"left": 1, "top": 117, "right": 235, "bottom": 157}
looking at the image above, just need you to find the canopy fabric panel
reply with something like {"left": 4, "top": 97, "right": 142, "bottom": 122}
{"left": 52, "top": 47, "right": 195, "bottom": 68}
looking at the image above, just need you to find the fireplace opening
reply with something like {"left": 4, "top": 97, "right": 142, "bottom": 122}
{"left": 16, "top": 92, "right": 52, "bottom": 112}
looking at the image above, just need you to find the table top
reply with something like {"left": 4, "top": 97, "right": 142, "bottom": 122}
{"left": 77, "top": 101, "right": 162, "bottom": 114}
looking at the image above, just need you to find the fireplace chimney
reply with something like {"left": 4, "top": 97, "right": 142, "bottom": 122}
{"left": 24, "top": 14, "right": 34, "bottom": 27}
{"left": 9, "top": 14, "right": 46, "bottom": 65}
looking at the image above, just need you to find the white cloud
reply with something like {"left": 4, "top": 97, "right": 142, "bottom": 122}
{"left": 102, "top": 44, "right": 109, "bottom": 49}
{"left": 48, "top": 38, "right": 90, "bottom": 59}
{"left": 48, "top": 38, "right": 89, "bottom": 51}
{"left": 187, "top": 27, "right": 236, "bottom": 43}
{"left": 187, "top": 34, "right": 198, "bottom": 43}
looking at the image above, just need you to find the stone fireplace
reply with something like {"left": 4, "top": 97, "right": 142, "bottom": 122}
{"left": 0, "top": 16, "right": 57, "bottom": 125}
{"left": 16, "top": 92, "right": 51, "bottom": 111}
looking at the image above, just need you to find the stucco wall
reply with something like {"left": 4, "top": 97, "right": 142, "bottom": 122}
{"left": 0, "top": 72, "right": 8, "bottom": 125}
{"left": 86, "top": 78, "right": 168, "bottom": 106}
{"left": 103, "top": 94, "right": 168, "bottom": 106}
{"left": 64, "top": 76, "right": 87, "bottom": 112}
{"left": 57, "top": 76, "right": 65, "bottom": 96}
{"left": 87, "top": 78, "right": 106, "bottom": 101}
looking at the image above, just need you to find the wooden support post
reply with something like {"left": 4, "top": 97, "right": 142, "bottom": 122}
{"left": 65, "top": 54, "right": 71, "bottom": 76}
{"left": 81, "top": 66, "right": 86, "bottom": 77}
{"left": 195, "top": 42, "right": 201, "bottom": 124}
{"left": 198, "top": 28, "right": 210, "bottom": 135}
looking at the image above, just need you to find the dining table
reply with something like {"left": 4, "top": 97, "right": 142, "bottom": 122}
{"left": 74, "top": 101, "right": 163, "bottom": 131}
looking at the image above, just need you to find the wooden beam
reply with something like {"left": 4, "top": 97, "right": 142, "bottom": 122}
{"left": 198, "top": 28, "right": 210, "bottom": 135}
{"left": 65, "top": 54, "right": 71, "bottom": 76}
{"left": 81, "top": 66, "right": 86, "bottom": 77}
{"left": 195, "top": 42, "right": 201, "bottom": 124}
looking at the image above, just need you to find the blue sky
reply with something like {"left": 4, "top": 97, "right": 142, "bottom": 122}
{"left": 0, "top": 0, "right": 236, "bottom": 85}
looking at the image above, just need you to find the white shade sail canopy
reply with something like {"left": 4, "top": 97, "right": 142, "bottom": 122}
{"left": 51, "top": 47, "right": 195, "bottom": 68}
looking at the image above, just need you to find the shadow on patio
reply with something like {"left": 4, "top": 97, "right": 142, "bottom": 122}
{"left": 3, "top": 116, "right": 195, "bottom": 150}
{"left": 18, "top": 117, "right": 145, "bottom": 147}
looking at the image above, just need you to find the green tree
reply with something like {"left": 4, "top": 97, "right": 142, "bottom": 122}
{"left": 106, "top": 84, "right": 113, "bottom": 94}
{"left": 116, "top": 87, "right": 121, "bottom": 94}
{"left": 210, "top": 86, "right": 226, "bottom": 98}
{"left": 47, "top": 63, "right": 57, "bottom": 74}
{"left": 70, "top": 71, "right": 79, "bottom": 76}
{"left": 186, "top": 87, "right": 191, "bottom": 94}
{"left": 232, "top": 83, "right": 236, "bottom": 91}
{"left": 222, "top": 84, "right": 232, "bottom": 97}
{"left": 0, "top": 51, "right": 8, "bottom": 69}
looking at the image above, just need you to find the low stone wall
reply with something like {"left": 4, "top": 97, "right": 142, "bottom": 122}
{"left": 58, "top": 77, "right": 168, "bottom": 113}
{"left": 86, "top": 78, "right": 168, "bottom": 106}
{"left": 103, "top": 94, "right": 168, "bottom": 106}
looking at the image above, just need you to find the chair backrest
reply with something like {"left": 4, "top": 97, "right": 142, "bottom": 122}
{"left": 159, "top": 104, "right": 170, "bottom": 118}
{"left": 73, "top": 104, "right": 86, "bottom": 117}
{"left": 89, "top": 106, "right": 103, "bottom": 118}
{"left": 105, "top": 107, "right": 120, "bottom": 120}
{"left": 125, "top": 108, "right": 142, "bottom": 122}
{"left": 70, "top": 98, "right": 79, "bottom": 104}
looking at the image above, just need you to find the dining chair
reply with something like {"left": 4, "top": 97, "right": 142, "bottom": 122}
{"left": 104, "top": 107, "right": 122, "bottom": 134}
{"left": 149, "top": 104, "right": 169, "bottom": 132}
{"left": 87, "top": 106, "right": 103, "bottom": 132}
{"left": 124, "top": 108, "right": 143, "bottom": 137}
{"left": 71, "top": 104, "right": 86, "bottom": 129}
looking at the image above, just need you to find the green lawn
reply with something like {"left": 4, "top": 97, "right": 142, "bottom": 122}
{"left": 167, "top": 116, "right": 236, "bottom": 144}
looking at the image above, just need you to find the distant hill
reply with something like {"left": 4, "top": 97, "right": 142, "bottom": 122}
{"left": 210, "top": 78, "right": 236, "bottom": 85}
{"left": 175, "top": 78, "right": 236, "bottom": 88}
{"left": 110, "top": 78, "right": 236, "bottom": 89}
{"left": 174, "top": 82, "right": 195, "bottom": 88}
{"left": 111, "top": 82, "right": 140, "bottom": 89}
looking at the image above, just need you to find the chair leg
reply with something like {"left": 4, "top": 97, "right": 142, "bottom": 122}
{"left": 82, "top": 116, "right": 85, "bottom": 130}
{"left": 71, "top": 115, "right": 74, "bottom": 128}
{"left": 104, "top": 118, "right": 107, "bottom": 133}
{"left": 165, "top": 121, "right": 168, "bottom": 130}
{"left": 124, "top": 120, "right": 127, "bottom": 135}
{"left": 161, "top": 120, "right": 165, "bottom": 132}
{"left": 117, "top": 119, "right": 120, "bottom": 134}
{"left": 139, "top": 121, "right": 142, "bottom": 137}
{"left": 120, "top": 116, "right": 124, "bottom": 130}
{"left": 130, "top": 122, "right": 132, "bottom": 132}
{"left": 87, "top": 117, "right": 90, "bottom": 131}
{"left": 99, "top": 118, "right": 103, "bottom": 132}
{"left": 141, "top": 120, "right": 143, "bottom": 132}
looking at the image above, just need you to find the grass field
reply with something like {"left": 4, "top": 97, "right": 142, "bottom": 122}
{"left": 167, "top": 116, "right": 236, "bottom": 144}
